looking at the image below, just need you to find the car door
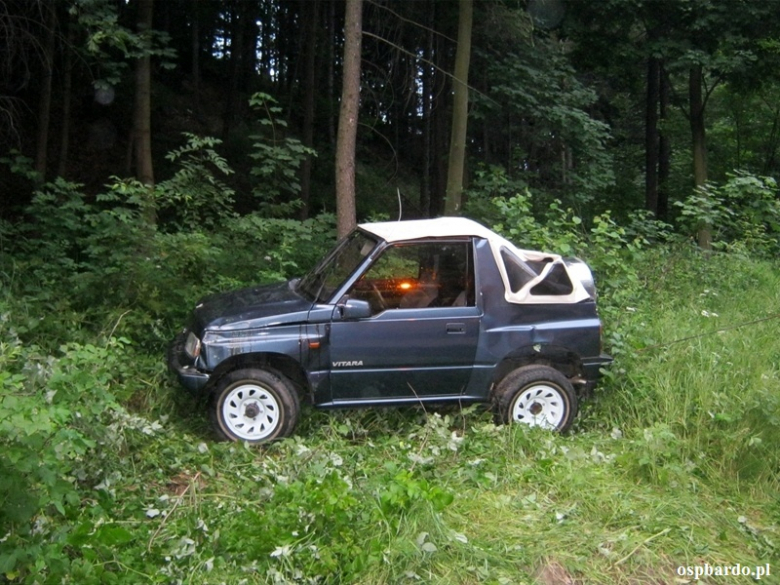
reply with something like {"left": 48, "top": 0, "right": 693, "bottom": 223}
{"left": 327, "top": 239, "right": 481, "bottom": 404}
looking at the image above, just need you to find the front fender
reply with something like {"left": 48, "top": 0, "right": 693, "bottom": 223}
{"left": 201, "top": 325, "right": 302, "bottom": 371}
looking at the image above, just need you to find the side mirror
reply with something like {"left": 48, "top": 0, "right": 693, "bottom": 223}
{"left": 339, "top": 298, "right": 372, "bottom": 320}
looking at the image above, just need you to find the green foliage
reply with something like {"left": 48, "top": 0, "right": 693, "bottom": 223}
{"left": 674, "top": 171, "right": 780, "bottom": 256}
{"left": 0, "top": 151, "right": 41, "bottom": 183}
{"left": 590, "top": 249, "right": 780, "bottom": 491}
{"left": 1, "top": 140, "right": 335, "bottom": 354}
{"left": 217, "top": 213, "right": 336, "bottom": 286}
{"left": 156, "top": 133, "right": 236, "bottom": 229}
{"left": 471, "top": 36, "right": 616, "bottom": 208}
{"left": 71, "top": 0, "right": 177, "bottom": 90}
{"left": 4, "top": 125, "right": 780, "bottom": 583}
{"left": 248, "top": 93, "right": 317, "bottom": 216}
{"left": 0, "top": 319, "right": 164, "bottom": 581}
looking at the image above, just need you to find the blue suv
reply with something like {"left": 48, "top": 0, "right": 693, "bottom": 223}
{"left": 169, "top": 217, "right": 612, "bottom": 442}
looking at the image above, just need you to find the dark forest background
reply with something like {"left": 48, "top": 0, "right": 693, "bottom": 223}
{"left": 4, "top": 0, "right": 780, "bottom": 239}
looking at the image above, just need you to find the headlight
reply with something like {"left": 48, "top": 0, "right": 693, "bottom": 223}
{"left": 184, "top": 331, "right": 201, "bottom": 359}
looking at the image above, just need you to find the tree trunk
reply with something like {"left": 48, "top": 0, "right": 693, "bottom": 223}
{"left": 242, "top": 4, "right": 258, "bottom": 91}
{"left": 689, "top": 64, "right": 710, "bottom": 249}
{"left": 57, "top": 18, "right": 74, "bottom": 178}
{"left": 34, "top": 2, "right": 57, "bottom": 180}
{"left": 299, "top": 0, "right": 320, "bottom": 220}
{"left": 327, "top": 0, "right": 336, "bottom": 145}
{"left": 133, "top": 0, "right": 156, "bottom": 222}
{"left": 222, "top": 1, "right": 243, "bottom": 140}
{"left": 430, "top": 35, "right": 449, "bottom": 217}
{"left": 444, "top": 0, "right": 473, "bottom": 216}
{"left": 658, "top": 63, "right": 670, "bottom": 222}
{"left": 645, "top": 56, "right": 660, "bottom": 216}
{"left": 420, "top": 0, "right": 434, "bottom": 218}
{"left": 191, "top": 0, "right": 200, "bottom": 117}
{"left": 335, "top": 0, "right": 362, "bottom": 238}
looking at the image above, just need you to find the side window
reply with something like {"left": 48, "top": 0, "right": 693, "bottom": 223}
{"left": 501, "top": 249, "right": 538, "bottom": 293}
{"left": 501, "top": 247, "right": 573, "bottom": 296}
{"left": 530, "top": 263, "right": 573, "bottom": 296}
{"left": 350, "top": 241, "right": 474, "bottom": 312}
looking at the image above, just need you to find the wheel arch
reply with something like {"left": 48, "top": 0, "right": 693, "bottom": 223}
{"left": 491, "top": 344, "right": 584, "bottom": 395}
{"left": 205, "top": 352, "right": 310, "bottom": 401}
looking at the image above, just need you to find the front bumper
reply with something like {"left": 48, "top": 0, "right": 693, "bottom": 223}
{"left": 168, "top": 331, "right": 211, "bottom": 394}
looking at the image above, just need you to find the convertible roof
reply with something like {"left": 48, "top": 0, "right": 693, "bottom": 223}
{"left": 359, "top": 217, "right": 499, "bottom": 243}
{"left": 359, "top": 217, "right": 594, "bottom": 304}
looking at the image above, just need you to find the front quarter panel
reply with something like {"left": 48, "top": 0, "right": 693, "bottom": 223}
{"left": 201, "top": 325, "right": 302, "bottom": 371}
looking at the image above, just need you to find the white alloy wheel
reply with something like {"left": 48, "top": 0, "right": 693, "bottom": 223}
{"left": 509, "top": 382, "right": 567, "bottom": 429}
{"left": 210, "top": 368, "right": 299, "bottom": 443}
{"left": 221, "top": 382, "right": 281, "bottom": 441}
{"left": 494, "top": 365, "right": 578, "bottom": 432}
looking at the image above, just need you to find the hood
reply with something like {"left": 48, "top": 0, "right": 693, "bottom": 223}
{"left": 193, "top": 280, "right": 314, "bottom": 332}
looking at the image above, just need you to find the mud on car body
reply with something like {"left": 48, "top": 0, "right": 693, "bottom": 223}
{"left": 169, "top": 217, "right": 612, "bottom": 443}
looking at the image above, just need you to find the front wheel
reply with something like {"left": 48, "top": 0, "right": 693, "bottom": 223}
{"left": 493, "top": 365, "right": 577, "bottom": 432}
{"left": 210, "top": 368, "right": 299, "bottom": 443}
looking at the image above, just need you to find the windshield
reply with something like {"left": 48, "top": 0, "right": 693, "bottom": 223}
{"left": 297, "top": 230, "right": 378, "bottom": 303}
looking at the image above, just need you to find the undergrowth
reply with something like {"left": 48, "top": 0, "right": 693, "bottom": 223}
{"left": 1, "top": 153, "right": 779, "bottom": 582}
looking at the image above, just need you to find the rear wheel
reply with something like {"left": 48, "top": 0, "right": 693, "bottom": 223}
{"left": 210, "top": 368, "right": 299, "bottom": 443}
{"left": 494, "top": 365, "right": 577, "bottom": 432}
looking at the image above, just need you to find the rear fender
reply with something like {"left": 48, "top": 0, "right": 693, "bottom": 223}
{"left": 491, "top": 344, "right": 583, "bottom": 392}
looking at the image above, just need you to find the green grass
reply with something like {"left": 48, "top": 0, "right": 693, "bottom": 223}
{"left": 2, "top": 247, "right": 780, "bottom": 584}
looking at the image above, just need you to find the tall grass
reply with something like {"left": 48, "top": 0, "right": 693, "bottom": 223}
{"left": 593, "top": 250, "right": 780, "bottom": 488}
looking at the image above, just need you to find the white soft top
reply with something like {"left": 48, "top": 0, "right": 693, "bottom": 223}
{"left": 359, "top": 217, "right": 592, "bottom": 304}
{"left": 360, "top": 217, "right": 498, "bottom": 243}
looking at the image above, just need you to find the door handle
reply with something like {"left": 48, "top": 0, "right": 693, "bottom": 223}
{"left": 446, "top": 323, "right": 465, "bottom": 334}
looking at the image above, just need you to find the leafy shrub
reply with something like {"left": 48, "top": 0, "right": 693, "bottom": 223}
{"left": 0, "top": 315, "right": 162, "bottom": 581}
{"left": 674, "top": 171, "right": 780, "bottom": 256}
{"left": 248, "top": 92, "right": 317, "bottom": 216}
{"left": 215, "top": 212, "right": 336, "bottom": 286}
{"left": 1, "top": 140, "right": 336, "bottom": 351}
{"left": 155, "top": 133, "right": 236, "bottom": 229}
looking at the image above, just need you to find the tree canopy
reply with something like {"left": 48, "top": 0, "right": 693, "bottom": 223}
{"left": 2, "top": 0, "right": 780, "bottom": 247}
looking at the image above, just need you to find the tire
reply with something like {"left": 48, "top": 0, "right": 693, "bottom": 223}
{"left": 493, "top": 365, "right": 577, "bottom": 432}
{"left": 210, "top": 368, "right": 300, "bottom": 443}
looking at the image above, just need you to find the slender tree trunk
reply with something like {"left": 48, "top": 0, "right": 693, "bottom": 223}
{"left": 259, "top": 3, "right": 271, "bottom": 80}
{"left": 327, "top": 0, "right": 336, "bottom": 145}
{"left": 645, "top": 56, "right": 660, "bottom": 216}
{"left": 420, "top": 0, "right": 434, "bottom": 217}
{"left": 133, "top": 0, "right": 156, "bottom": 223}
{"left": 335, "top": 0, "right": 362, "bottom": 238}
{"left": 242, "top": 4, "right": 258, "bottom": 90}
{"left": 222, "top": 2, "right": 243, "bottom": 140}
{"left": 431, "top": 34, "right": 449, "bottom": 217}
{"left": 689, "top": 64, "right": 710, "bottom": 249}
{"left": 191, "top": 0, "right": 200, "bottom": 117}
{"left": 35, "top": 2, "right": 57, "bottom": 180}
{"left": 57, "top": 18, "right": 74, "bottom": 178}
{"left": 299, "top": 0, "right": 320, "bottom": 220}
{"left": 658, "top": 64, "right": 670, "bottom": 221}
{"left": 444, "top": 0, "right": 473, "bottom": 216}
{"left": 760, "top": 108, "right": 780, "bottom": 176}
